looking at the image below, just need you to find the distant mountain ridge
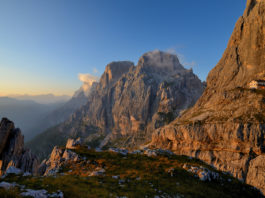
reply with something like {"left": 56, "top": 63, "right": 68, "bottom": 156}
{"left": 7, "top": 94, "right": 71, "bottom": 104}
{"left": 0, "top": 97, "right": 64, "bottom": 141}
{"left": 0, "top": 86, "right": 95, "bottom": 141}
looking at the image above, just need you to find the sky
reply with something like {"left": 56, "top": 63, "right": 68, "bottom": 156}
{"left": 0, "top": 0, "right": 246, "bottom": 96}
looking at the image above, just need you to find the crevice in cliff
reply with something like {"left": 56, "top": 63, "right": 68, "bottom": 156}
{"left": 240, "top": 19, "right": 245, "bottom": 39}
{"left": 243, "top": 149, "right": 258, "bottom": 181}
{"left": 235, "top": 47, "right": 241, "bottom": 67}
{"left": 246, "top": 0, "right": 257, "bottom": 16}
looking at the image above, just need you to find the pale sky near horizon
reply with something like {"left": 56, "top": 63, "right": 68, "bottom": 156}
{"left": 0, "top": 0, "right": 246, "bottom": 96}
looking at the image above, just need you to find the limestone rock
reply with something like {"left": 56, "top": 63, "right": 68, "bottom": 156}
{"left": 0, "top": 118, "right": 38, "bottom": 175}
{"left": 138, "top": 50, "right": 185, "bottom": 74}
{"left": 5, "top": 166, "right": 22, "bottom": 175}
{"left": 246, "top": 155, "right": 265, "bottom": 195}
{"left": 40, "top": 139, "right": 81, "bottom": 176}
{"left": 43, "top": 146, "right": 64, "bottom": 176}
{"left": 65, "top": 138, "right": 82, "bottom": 149}
{"left": 151, "top": 0, "right": 265, "bottom": 194}
{"left": 20, "top": 189, "right": 48, "bottom": 198}
{"left": 0, "top": 181, "right": 16, "bottom": 190}
{"left": 62, "top": 149, "right": 79, "bottom": 161}
{"left": 0, "top": 118, "right": 13, "bottom": 153}
{"left": 33, "top": 51, "right": 204, "bottom": 157}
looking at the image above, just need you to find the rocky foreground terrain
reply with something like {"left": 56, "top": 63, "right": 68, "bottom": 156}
{"left": 0, "top": 137, "right": 263, "bottom": 198}
{"left": 151, "top": 0, "right": 265, "bottom": 194}
{"left": 28, "top": 50, "right": 204, "bottom": 159}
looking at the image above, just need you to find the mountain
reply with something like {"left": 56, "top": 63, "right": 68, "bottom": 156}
{"left": 0, "top": 97, "right": 64, "bottom": 140}
{"left": 25, "top": 82, "right": 98, "bottom": 140}
{"left": 150, "top": 0, "right": 265, "bottom": 194}
{"left": 9, "top": 94, "right": 71, "bottom": 104}
{"left": 28, "top": 51, "right": 204, "bottom": 159}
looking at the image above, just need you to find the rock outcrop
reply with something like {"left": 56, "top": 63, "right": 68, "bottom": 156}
{"left": 151, "top": 0, "right": 265, "bottom": 194}
{"left": 65, "top": 138, "right": 82, "bottom": 149}
{"left": 0, "top": 118, "right": 38, "bottom": 175}
{"left": 38, "top": 139, "right": 80, "bottom": 176}
{"left": 29, "top": 51, "right": 204, "bottom": 157}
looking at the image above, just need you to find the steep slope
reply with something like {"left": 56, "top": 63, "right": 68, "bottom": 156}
{"left": 27, "top": 61, "right": 135, "bottom": 158}
{"left": 151, "top": 0, "right": 265, "bottom": 194}
{"left": 28, "top": 52, "right": 204, "bottom": 158}
{"left": 67, "top": 51, "right": 203, "bottom": 148}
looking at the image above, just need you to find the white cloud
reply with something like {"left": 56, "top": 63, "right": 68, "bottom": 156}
{"left": 165, "top": 48, "right": 177, "bottom": 55}
{"left": 78, "top": 73, "right": 99, "bottom": 85}
{"left": 177, "top": 53, "right": 196, "bottom": 68}
{"left": 77, "top": 73, "right": 99, "bottom": 96}
{"left": 166, "top": 47, "right": 196, "bottom": 68}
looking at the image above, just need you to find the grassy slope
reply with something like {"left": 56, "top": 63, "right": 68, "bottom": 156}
{"left": 1, "top": 148, "right": 263, "bottom": 198}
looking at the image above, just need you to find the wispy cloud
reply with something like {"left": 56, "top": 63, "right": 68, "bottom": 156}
{"left": 78, "top": 73, "right": 99, "bottom": 94}
{"left": 78, "top": 73, "right": 99, "bottom": 85}
{"left": 166, "top": 47, "right": 196, "bottom": 68}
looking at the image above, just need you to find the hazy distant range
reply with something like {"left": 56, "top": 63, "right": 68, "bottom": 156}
{"left": 0, "top": 94, "right": 70, "bottom": 141}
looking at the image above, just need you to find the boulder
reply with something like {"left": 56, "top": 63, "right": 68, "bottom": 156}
{"left": 0, "top": 181, "right": 17, "bottom": 190}
{"left": 40, "top": 142, "right": 80, "bottom": 176}
{"left": 62, "top": 149, "right": 79, "bottom": 161}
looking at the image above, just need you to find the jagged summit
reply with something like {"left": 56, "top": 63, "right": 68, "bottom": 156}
{"left": 177, "top": 0, "right": 265, "bottom": 123}
{"left": 99, "top": 61, "right": 134, "bottom": 88}
{"left": 138, "top": 50, "right": 185, "bottom": 74}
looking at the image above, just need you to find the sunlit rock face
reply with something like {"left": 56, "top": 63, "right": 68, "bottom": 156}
{"left": 30, "top": 50, "right": 204, "bottom": 158}
{"left": 151, "top": 0, "right": 265, "bottom": 194}
{"left": 63, "top": 50, "right": 204, "bottom": 147}
{"left": 0, "top": 118, "right": 38, "bottom": 175}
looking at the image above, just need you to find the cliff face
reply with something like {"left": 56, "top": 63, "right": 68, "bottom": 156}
{"left": 0, "top": 118, "right": 38, "bottom": 175}
{"left": 151, "top": 0, "right": 265, "bottom": 194}
{"left": 29, "top": 51, "right": 204, "bottom": 157}
{"left": 63, "top": 51, "right": 204, "bottom": 148}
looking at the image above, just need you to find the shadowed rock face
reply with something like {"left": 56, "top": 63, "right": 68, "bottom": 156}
{"left": 0, "top": 118, "right": 38, "bottom": 175}
{"left": 151, "top": 0, "right": 265, "bottom": 194}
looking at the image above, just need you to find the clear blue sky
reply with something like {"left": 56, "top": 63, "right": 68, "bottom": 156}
{"left": 0, "top": 0, "right": 246, "bottom": 96}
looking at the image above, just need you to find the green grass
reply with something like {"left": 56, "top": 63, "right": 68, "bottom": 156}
{"left": 0, "top": 188, "right": 21, "bottom": 198}
{"left": 1, "top": 148, "right": 263, "bottom": 198}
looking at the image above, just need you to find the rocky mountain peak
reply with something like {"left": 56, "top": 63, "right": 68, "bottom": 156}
{"left": 99, "top": 61, "right": 134, "bottom": 88}
{"left": 206, "top": 0, "right": 264, "bottom": 91}
{"left": 137, "top": 50, "right": 185, "bottom": 74}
